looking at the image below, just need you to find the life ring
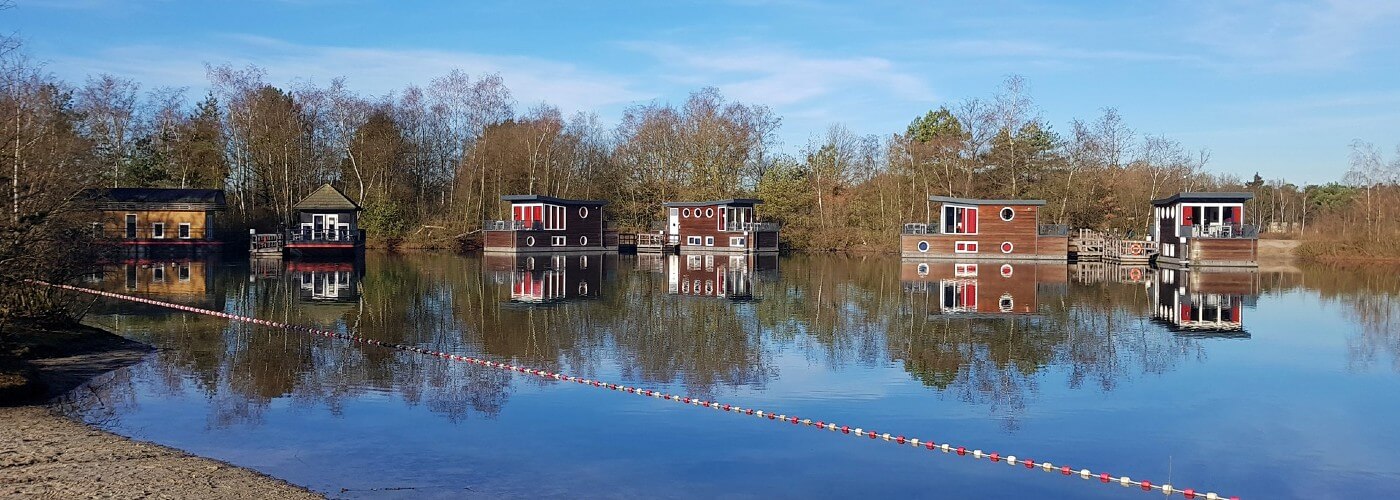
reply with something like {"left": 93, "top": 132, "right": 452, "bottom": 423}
{"left": 1129, "top": 268, "right": 1143, "bottom": 281}
{"left": 1129, "top": 242, "right": 1143, "bottom": 255}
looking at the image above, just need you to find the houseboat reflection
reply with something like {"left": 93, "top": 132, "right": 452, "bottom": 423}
{"left": 902, "top": 261, "right": 1068, "bottom": 316}
{"left": 484, "top": 253, "right": 607, "bottom": 305}
{"left": 1149, "top": 267, "right": 1258, "bottom": 337}
{"left": 88, "top": 255, "right": 224, "bottom": 310}
{"left": 664, "top": 253, "right": 777, "bottom": 300}
{"left": 287, "top": 260, "right": 364, "bottom": 303}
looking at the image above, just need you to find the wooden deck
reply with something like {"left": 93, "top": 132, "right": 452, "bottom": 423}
{"left": 1069, "top": 229, "right": 1157, "bottom": 265}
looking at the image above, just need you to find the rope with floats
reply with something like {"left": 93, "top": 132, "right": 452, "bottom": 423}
{"left": 38, "top": 281, "right": 1239, "bottom": 500}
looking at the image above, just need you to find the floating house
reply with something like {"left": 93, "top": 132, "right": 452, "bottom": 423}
{"left": 650, "top": 199, "right": 780, "bottom": 254}
{"left": 85, "top": 188, "right": 226, "bottom": 250}
{"left": 1150, "top": 267, "right": 1257, "bottom": 336}
{"left": 901, "top": 260, "right": 1068, "bottom": 316}
{"left": 285, "top": 184, "right": 364, "bottom": 255}
{"left": 901, "top": 196, "right": 1068, "bottom": 261}
{"left": 1151, "top": 192, "right": 1257, "bottom": 268}
{"left": 483, "top": 195, "right": 613, "bottom": 253}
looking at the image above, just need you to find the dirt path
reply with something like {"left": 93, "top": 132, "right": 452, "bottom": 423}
{"left": 0, "top": 325, "right": 322, "bottom": 499}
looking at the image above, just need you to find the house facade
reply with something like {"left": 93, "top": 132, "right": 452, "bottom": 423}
{"left": 483, "top": 195, "right": 612, "bottom": 253}
{"left": 900, "top": 196, "right": 1068, "bottom": 261}
{"left": 900, "top": 260, "right": 1067, "bottom": 316}
{"left": 287, "top": 184, "right": 364, "bottom": 254}
{"left": 1151, "top": 267, "right": 1257, "bottom": 335}
{"left": 661, "top": 199, "right": 779, "bottom": 254}
{"left": 86, "top": 188, "right": 226, "bottom": 248}
{"left": 1151, "top": 192, "right": 1257, "bottom": 268}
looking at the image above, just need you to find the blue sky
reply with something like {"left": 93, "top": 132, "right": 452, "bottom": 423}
{"left": 7, "top": 0, "right": 1399, "bottom": 183}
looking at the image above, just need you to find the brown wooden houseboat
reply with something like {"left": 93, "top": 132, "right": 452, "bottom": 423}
{"left": 85, "top": 188, "right": 226, "bottom": 251}
{"left": 1151, "top": 192, "right": 1258, "bottom": 268}
{"left": 483, "top": 195, "right": 614, "bottom": 253}
{"left": 901, "top": 196, "right": 1068, "bottom": 261}
{"left": 650, "top": 199, "right": 779, "bottom": 254}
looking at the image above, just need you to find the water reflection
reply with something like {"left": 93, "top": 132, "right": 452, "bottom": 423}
{"left": 1149, "top": 268, "right": 1257, "bottom": 337}
{"left": 484, "top": 253, "right": 605, "bottom": 305}
{"left": 901, "top": 261, "right": 1066, "bottom": 316}
{"left": 661, "top": 253, "right": 777, "bottom": 300}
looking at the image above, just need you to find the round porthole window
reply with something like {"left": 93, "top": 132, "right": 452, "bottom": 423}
{"left": 580, "top": 255, "right": 589, "bottom": 269}
{"left": 683, "top": 208, "right": 691, "bottom": 218}
{"left": 525, "top": 235, "right": 536, "bottom": 247}
{"left": 917, "top": 263, "right": 929, "bottom": 276}
{"left": 917, "top": 240, "right": 930, "bottom": 253}
{"left": 1001, "top": 241, "right": 1014, "bottom": 254}
{"left": 579, "top": 235, "right": 588, "bottom": 246}
{"left": 999, "top": 294, "right": 1014, "bottom": 312}
{"left": 1000, "top": 207, "right": 1015, "bottom": 221}
{"left": 1000, "top": 264, "right": 1013, "bottom": 277}
{"left": 578, "top": 206, "right": 589, "bottom": 218}
{"left": 706, "top": 208, "right": 715, "bottom": 218}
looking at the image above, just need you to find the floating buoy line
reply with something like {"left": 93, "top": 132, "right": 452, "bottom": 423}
{"left": 39, "top": 281, "right": 1238, "bottom": 500}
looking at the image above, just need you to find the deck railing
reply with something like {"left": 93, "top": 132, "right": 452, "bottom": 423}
{"left": 483, "top": 220, "right": 527, "bottom": 231}
{"left": 1037, "top": 224, "right": 1070, "bottom": 236}
{"left": 287, "top": 228, "right": 363, "bottom": 243}
{"left": 98, "top": 226, "right": 209, "bottom": 240}
{"left": 727, "top": 222, "right": 779, "bottom": 232}
{"left": 636, "top": 233, "right": 677, "bottom": 246}
{"left": 1179, "top": 224, "right": 1259, "bottom": 239}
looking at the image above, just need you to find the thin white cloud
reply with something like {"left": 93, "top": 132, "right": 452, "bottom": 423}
{"left": 45, "top": 35, "right": 651, "bottom": 115}
{"left": 934, "top": 40, "right": 1202, "bottom": 64}
{"left": 620, "top": 42, "right": 935, "bottom": 107}
{"left": 1185, "top": 0, "right": 1400, "bottom": 71}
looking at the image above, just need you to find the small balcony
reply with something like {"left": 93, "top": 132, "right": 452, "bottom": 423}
{"left": 901, "top": 223, "right": 936, "bottom": 235}
{"left": 1179, "top": 224, "right": 1258, "bottom": 239}
{"left": 728, "top": 222, "right": 779, "bottom": 232}
{"left": 286, "top": 228, "right": 363, "bottom": 243}
{"left": 1038, "top": 224, "right": 1070, "bottom": 237}
{"left": 483, "top": 219, "right": 528, "bottom": 231}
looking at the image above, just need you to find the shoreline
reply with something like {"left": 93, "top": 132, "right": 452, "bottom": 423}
{"left": 0, "top": 324, "right": 322, "bottom": 499}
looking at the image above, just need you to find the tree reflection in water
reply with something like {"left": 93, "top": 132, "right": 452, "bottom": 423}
{"left": 90, "top": 253, "right": 1400, "bottom": 432}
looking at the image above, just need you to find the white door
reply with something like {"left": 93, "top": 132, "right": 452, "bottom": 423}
{"left": 668, "top": 208, "right": 680, "bottom": 236}
{"left": 325, "top": 214, "right": 339, "bottom": 240}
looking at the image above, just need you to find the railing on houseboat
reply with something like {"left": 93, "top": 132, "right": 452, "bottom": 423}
{"left": 1179, "top": 224, "right": 1259, "bottom": 239}
{"left": 483, "top": 219, "right": 527, "bottom": 231}
{"left": 286, "top": 228, "right": 364, "bottom": 243}
{"left": 1037, "top": 224, "right": 1070, "bottom": 236}
{"left": 728, "top": 222, "right": 779, "bottom": 232}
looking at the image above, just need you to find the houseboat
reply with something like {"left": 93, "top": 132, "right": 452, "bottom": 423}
{"left": 651, "top": 199, "right": 779, "bottom": 254}
{"left": 484, "top": 253, "right": 606, "bottom": 304}
{"left": 1151, "top": 192, "right": 1258, "bottom": 268}
{"left": 901, "top": 260, "right": 1067, "bottom": 317}
{"left": 85, "top": 188, "right": 226, "bottom": 253}
{"left": 901, "top": 196, "right": 1069, "bottom": 261}
{"left": 285, "top": 184, "right": 364, "bottom": 255}
{"left": 1150, "top": 267, "right": 1257, "bottom": 336}
{"left": 483, "top": 195, "right": 614, "bottom": 253}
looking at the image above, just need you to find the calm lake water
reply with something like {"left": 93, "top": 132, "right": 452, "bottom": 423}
{"left": 65, "top": 252, "right": 1400, "bottom": 499}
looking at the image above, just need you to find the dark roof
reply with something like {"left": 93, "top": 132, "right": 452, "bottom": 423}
{"left": 1151, "top": 192, "right": 1253, "bottom": 206}
{"left": 293, "top": 184, "right": 361, "bottom": 211}
{"left": 84, "top": 188, "right": 226, "bottom": 210}
{"left": 501, "top": 195, "right": 607, "bottom": 206}
{"left": 928, "top": 195, "right": 1046, "bottom": 206}
{"left": 663, "top": 198, "right": 764, "bottom": 208}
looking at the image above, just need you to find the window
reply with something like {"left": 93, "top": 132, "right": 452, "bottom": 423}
{"left": 940, "top": 280, "right": 977, "bottom": 312}
{"left": 151, "top": 223, "right": 165, "bottom": 239}
{"left": 687, "top": 236, "right": 702, "bottom": 245}
{"left": 955, "top": 263, "right": 978, "bottom": 277}
{"left": 580, "top": 255, "right": 589, "bottom": 269}
{"left": 705, "top": 208, "right": 714, "bottom": 218}
{"left": 1000, "top": 207, "right": 1015, "bottom": 221}
{"left": 941, "top": 205, "right": 978, "bottom": 234}
{"left": 551, "top": 235, "right": 566, "bottom": 246}
{"left": 999, "top": 294, "right": 1014, "bottom": 312}
{"left": 525, "top": 236, "right": 536, "bottom": 246}
{"left": 954, "top": 241, "right": 978, "bottom": 253}
{"left": 178, "top": 223, "right": 191, "bottom": 239}
{"left": 917, "top": 263, "right": 930, "bottom": 276}
{"left": 1000, "top": 264, "right": 1014, "bottom": 277}
{"left": 178, "top": 265, "right": 191, "bottom": 282}
{"left": 152, "top": 266, "right": 165, "bottom": 283}
{"left": 730, "top": 236, "right": 745, "bottom": 247}
{"left": 683, "top": 208, "right": 692, "bottom": 218}
{"left": 125, "top": 214, "right": 137, "bottom": 239}
{"left": 578, "top": 206, "right": 589, "bottom": 218}
{"left": 917, "top": 240, "right": 930, "bottom": 253}
{"left": 705, "top": 236, "right": 714, "bottom": 246}
{"left": 579, "top": 235, "right": 589, "bottom": 246}
{"left": 1001, "top": 241, "right": 1013, "bottom": 254}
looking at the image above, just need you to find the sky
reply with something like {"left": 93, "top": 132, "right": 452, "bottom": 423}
{"left": 6, "top": 0, "right": 1399, "bottom": 184}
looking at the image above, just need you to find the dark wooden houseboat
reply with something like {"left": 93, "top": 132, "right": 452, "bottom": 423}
{"left": 483, "top": 195, "right": 614, "bottom": 253}
{"left": 649, "top": 199, "right": 779, "bottom": 254}
{"left": 901, "top": 196, "right": 1069, "bottom": 261}
{"left": 1151, "top": 192, "right": 1258, "bottom": 268}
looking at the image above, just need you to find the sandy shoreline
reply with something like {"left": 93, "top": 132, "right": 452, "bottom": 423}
{"left": 0, "top": 324, "right": 322, "bottom": 499}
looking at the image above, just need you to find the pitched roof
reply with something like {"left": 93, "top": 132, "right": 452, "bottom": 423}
{"left": 1151, "top": 192, "right": 1253, "bottom": 206}
{"left": 500, "top": 194, "right": 607, "bottom": 206}
{"left": 928, "top": 195, "right": 1046, "bottom": 206}
{"left": 293, "top": 184, "right": 361, "bottom": 211}
{"left": 84, "top": 188, "right": 226, "bottom": 210}
{"left": 662, "top": 198, "right": 764, "bottom": 208}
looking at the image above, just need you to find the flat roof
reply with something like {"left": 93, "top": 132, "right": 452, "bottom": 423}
{"left": 662, "top": 198, "right": 763, "bottom": 208}
{"left": 501, "top": 195, "right": 608, "bottom": 206}
{"left": 928, "top": 195, "right": 1046, "bottom": 206}
{"left": 1151, "top": 192, "right": 1253, "bottom": 206}
{"left": 83, "top": 188, "right": 227, "bottom": 210}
